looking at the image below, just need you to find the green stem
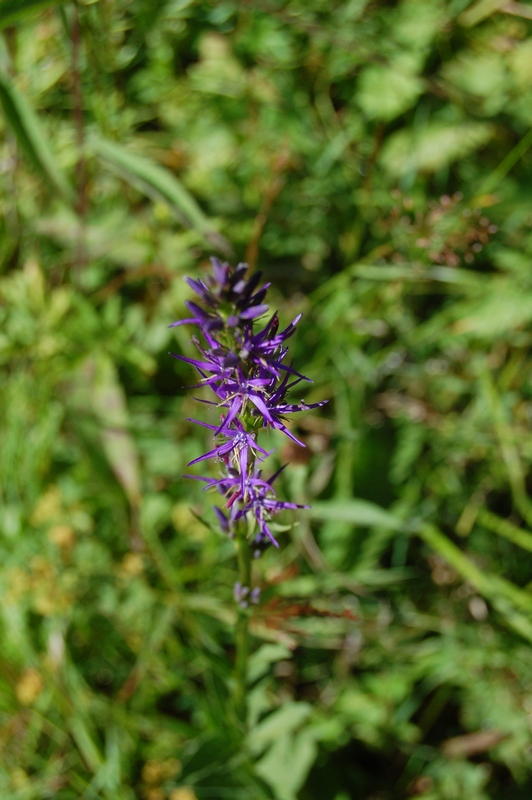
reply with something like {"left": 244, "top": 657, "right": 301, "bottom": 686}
{"left": 234, "top": 532, "right": 252, "bottom": 725}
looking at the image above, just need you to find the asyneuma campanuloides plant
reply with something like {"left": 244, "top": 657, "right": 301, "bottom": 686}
{"left": 170, "top": 258, "right": 326, "bottom": 717}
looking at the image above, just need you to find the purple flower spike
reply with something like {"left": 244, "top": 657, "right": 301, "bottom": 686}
{"left": 171, "top": 259, "right": 326, "bottom": 578}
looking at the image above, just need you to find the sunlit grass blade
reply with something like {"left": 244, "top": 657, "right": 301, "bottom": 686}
{"left": 0, "top": 0, "right": 66, "bottom": 28}
{"left": 69, "top": 714, "right": 103, "bottom": 773}
{"left": 0, "top": 71, "right": 74, "bottom": 203}
{"left": 419, "top": 523, "right": 532, "bottom": 615}
{"left": 309, "top": 499, "right": 404, "bottom": 530}
{"left": 350, "top": 264, "right": 484, "bottom": 286}
{"left": 478, "top": 508, "right": 532, "bottom": 554}
{"left": 92, "top": 137, "right": 231, "bottom": 255}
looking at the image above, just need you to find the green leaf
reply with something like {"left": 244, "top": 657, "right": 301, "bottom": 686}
{"left": 450, "top": 278, "right": 532, "bottom": 338}
{"left": 92, "top": 137, "right": 231, "bottom": 255}
{"left": 255, "top": 729, "right": 318, "bottom": 800}
{"left": 68, "top": 714, "right": 103, "bottom": 773}
{"left": 247, "top": 644, "right": 292, "bottom": 684}
{"left": 248, "top": 702, "right": 313, "bottom": 752}
{"left": 0, "top": 71, "right": 74, "bottom": 202}
{"left": 0, "top": 0, "right": 66, "bottom": 28}
{"left": 381, "top": 121, "right": 493, "bottom": 177}
{"left": 73, "top": 353, "right": 142, "bottom": 509}
{"left": 309, "top": 500, "right": 404, "bottom": 530}
{"left": 357, "top": 64, "right": 423, "bottom": 121}
{"left": 443, "top": 53, "right": 507, "bottom": 100}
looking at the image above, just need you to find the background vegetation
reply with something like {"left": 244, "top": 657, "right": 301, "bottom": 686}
{"left": 2, "top": 0, "right": 532, "bottom": 797}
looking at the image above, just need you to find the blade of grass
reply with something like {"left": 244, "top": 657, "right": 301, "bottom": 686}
{"left": 473, "top": 127, "right": 532, "bottom": 199}
{"left": 459, "top": 0, "right": 508, "bottom": 27}
{"left": 0, "top": 0, "right": 66, "bottom": 28}
{"left": 116, "top": 605, "right": 175, "bottom": 702}
{"left": 82, "top": 725, "right": 121, "bottom": 799}
{"left": 419, "top": 523, "right": 532, "bottom": 614}
{"left": 350, "top": 264, "right": 484, "bottom": 287}
{"left": 0, "top": 71, "right": 74, "bottom": 203}
{"left": 69, "top": 715, "right": 103, "bottom": 773}
{"left": 420, "top": 525, "right": 532, "bottom": 643}
{"left": 92, "top": 137, "right": 231, "bottom": 255}
{"left": 479, "top": 367, "right": 532, "bottom": 526}
{"left": 478, "top": 508, "right": 532, "bottom": 554}
{"left": 309, "top": 499, "right": 404, "bottom": 530}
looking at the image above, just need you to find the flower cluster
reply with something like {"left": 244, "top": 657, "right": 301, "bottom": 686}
{"left": 170, "top": 258, "right": 326, "bottom": 553}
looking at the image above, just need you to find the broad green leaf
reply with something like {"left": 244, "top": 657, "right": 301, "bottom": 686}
{"left": 357, "top": 63, "right": 423, "bottom": 121}
{"left": 0, "top": 71, "right": 74, "bottom": 202}
{"left": 508, "top": 38, "right": 532, "bottom": 88}
{"left": 381, "top": 121, "right": 493, "bottom": 177}
{"left": 309, "top": 499, "right": 404, "bottom": 530}
{"left": 247, "top": 643, "right": 292, "bottom": 684}
{"left": 451, "top": 279, "right": 532, "bottom": 338}
{"left": 337, "top": 688, "right": 387, "bottom": 731}
{"left": 0, "top": 0, "right": 66, "bottom": 28}
{"left": 248, "top": 702, "right": 313, "bottom": 752}
{"left": 393, "top": 0, "right": 446, "bottom": 47}
{"left": 443, "top": 53, "right": 507, "bottom": 99}
{"left": 74, "top": 353, "right": 142, "bottom": 509}
{"left": 92, "top": 137, "right": 231, "bottom": 255}
{"left": 255, "top": 729, "right": 318, "bottom": 800}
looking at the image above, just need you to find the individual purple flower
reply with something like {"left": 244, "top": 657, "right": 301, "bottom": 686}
{"left": 234, "top": 583, "right": 261, "bottom": 608}
{"left": 185, "top": 419, "right": 270, "bottom": 467}
{"left": 233, "top": 468, "right": 308, "bottom": 548}
{"left": 189, "top": 464, "right": 307, "bottom": 548}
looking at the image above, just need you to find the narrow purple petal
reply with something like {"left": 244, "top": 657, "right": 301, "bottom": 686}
{"left": 271, "top": 419, "right": 306, "bottom": 446}
{"left": 213, "top": 506, "right": 230, "bottom": 533}
{"left": 168, "top": 352, "right": 222, "bottom": 372}
{"left": 240, "top": 304, "right": 269, "bottom": 320}
{"left": 249, "top": 394, "right": 274, "bottom": 424}
{"left": 168, "top": 317, "right": 198, "bottom": 328}
{"left": 258, "top": 518, "right": 279, "bottom": 547}
{"left": 187, "top": 445, "right": 226, "bottom": 466}
{"left": 185, "top": 277, "right": 216, "bottom": 307}
{"left": 267, "top": 464, "right": 288, "bottom": 484}
{"left": 215, "top": 396, "right": 242, "bottom": 434}
{"left": 211, "top": 256, "right": 229, "bottom": 286}
{"left": 185, "top": 418, "right": 218, "bottom": 430}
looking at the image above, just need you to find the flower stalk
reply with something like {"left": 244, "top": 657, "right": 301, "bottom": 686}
{"left": 170, "top": 258, "right": 326, "bottom": 722}
{"left": 234, "top": 531, "right": 252, "bottom": 722}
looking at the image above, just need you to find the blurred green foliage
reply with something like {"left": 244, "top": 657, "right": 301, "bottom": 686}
{"left": 2, "top": 0, "right": 532, "bottom": 798}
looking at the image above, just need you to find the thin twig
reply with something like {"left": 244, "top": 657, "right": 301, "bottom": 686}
{"left": 245, "top": 148, "right": 290, "bottom": 270}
